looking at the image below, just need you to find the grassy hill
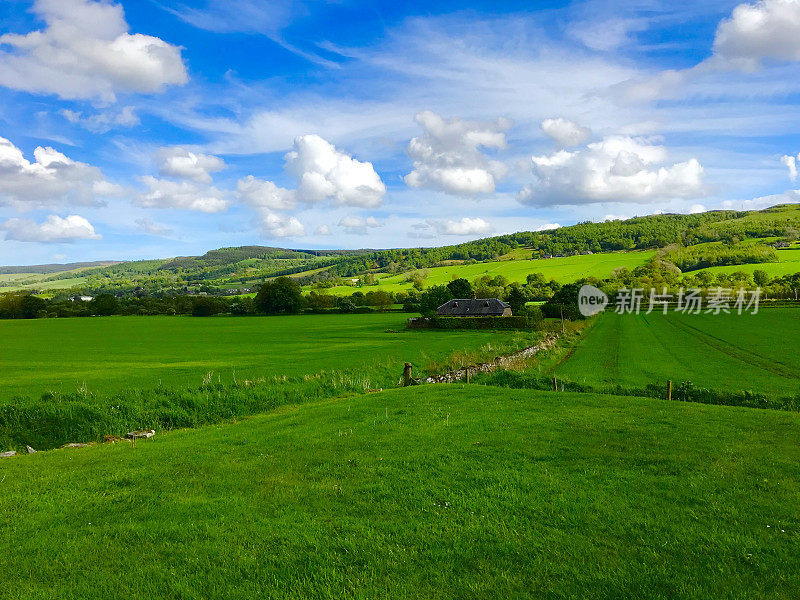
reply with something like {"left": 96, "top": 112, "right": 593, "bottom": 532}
{"left": 2, "top": 385, "right": 799, "bottom": 599}
{"left": 2, "top": 204, "right": 800, "bottom": 299}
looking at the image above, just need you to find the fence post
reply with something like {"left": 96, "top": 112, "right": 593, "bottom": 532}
{"left": 552, "top": 376, "right": 558, "bottom": 392}
{"left": 403, "top": 362, "right": 413, "bottom": 387}
{"left": 466, "top": 368, "right": 470, "bottom": 384}
{"left": 666, "top": 380, "right": 672, "bottom": 402}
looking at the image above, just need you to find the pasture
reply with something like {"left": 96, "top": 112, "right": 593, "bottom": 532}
{"left": 2, "top": 385, "right": 799, "bottom": 598}
{"left": 552, "top": 308, "right": 800, "bottom": 397}
{"left": 0, "top": 314, "right": 538, "bottom": 400}
{"left": 311, "top": 250, "right": 657, "bottom": 295}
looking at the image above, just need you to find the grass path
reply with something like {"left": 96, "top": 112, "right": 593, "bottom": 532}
{"left": 2, "top": 385, "right": 799, "bottom": 599}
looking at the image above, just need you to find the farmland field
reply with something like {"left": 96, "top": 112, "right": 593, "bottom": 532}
{"left": 552, "top": 308, "right": 800, "bottom": 396}
{"left": 0, "top": 314, "right": 538, "bottom": 400}
{"left": 311, "top": 250, "right": 657, "bottom": 295}
{"left": 2, "top": 385, "right": 799, "bottom": 599}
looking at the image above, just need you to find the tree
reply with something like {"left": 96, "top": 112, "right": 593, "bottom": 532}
{"left": 446, "top": 278, "right": 472, "bottom": 299}
{"left": 753, "top": 269, "right": 770, "bottom": 288}
{"left": 505, "top": 284, "right": 529, "bottom": 315}
{"left": 20, "top": 294, "right": 46, "bottom": 319}
{"left": 419, "top": 285, "right": 453, "bottom": 316}
{"left": 255, "top": 277, "right": 303, "bottom": 314}
{"left": 91, "top": 293, "right": 118, "bottom": 316}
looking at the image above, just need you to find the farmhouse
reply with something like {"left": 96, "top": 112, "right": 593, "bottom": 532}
{"left": 436, "top": 298, "right": 512, "bottom": 317}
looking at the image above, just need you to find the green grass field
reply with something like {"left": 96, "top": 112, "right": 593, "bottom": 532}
{"left": 0, "top": 314, "right": 537, "bottom": 400}
{"left": 2, "top": 385, "right": 799, "bottom": 599}
{"left": 693, "top": 248, "right": 800, "bottom": 278}
{"left": 551, "top": 308, "right": 800, "bottom": 396}
{"left": 313, "top": 250, "right": 657, "bottom": 295}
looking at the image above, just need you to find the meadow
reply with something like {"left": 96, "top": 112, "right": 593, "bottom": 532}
{"left": 311, "top": 249, "right": 657, "bottom": 295}
{"left": 0, "top": 314, "right": 538, "bottom": 400}
{"left": 550, "top": 308, "right": 800, "bottom": 397}
{"left": 2, "top": 385, "right": 799, "bottom": 599}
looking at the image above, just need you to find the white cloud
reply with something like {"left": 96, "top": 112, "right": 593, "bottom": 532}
{"left": 429, "top": 217, "right": 493, "bottom": 236}
{"left": 603, "top": 214, "right": 630, "bottom": 221}
{"left": 338, "top": 215, "right": 382, "bottom": 235}
{"left": 236, "top": 135, "right": 385, "bottom": 238}
{"left": 1, "top": 214, "right": 100, "bottom": 242}
{"left": 260, "top": 212, "right": 305, "bottom": 238}
{"left": 61, "top": 106, "right": 139, "bottom": 133}
{"left": 404, "top": 110, "right": 511, "bottom": 197}
{"left": 236, "top": 176, "right": 296, "bottom": 210}
{"left": 314, "top": 224, "right": 331, "bottom": 236}
{"left": 0, "top": 136, "right": 120, "bottom": 208}
{"left": 518, "top": 135, "right": 705, "bottom": 206}
{"left": 536, "top": 223, "right": 561, "bottom": 231}
{"left": 541, "top": 118, "right": 592, "bottom": 147}
{"left": 781, "top": 154, "right": 798, "bottom": 180}
{"left": 158, "top": 147, "right": 226, "bottom": 183}
{"left": 689, "top": 203, "right": 707, "bottom": 214}
{"left": 568, "top": 17, "right": 648, "bottom": 52}
{"left": 137, "top": 176, "right": 228, "bottom": 212}
{"left": 286, "top": 135, "right": 385, "bottom": 207}
{"left": 713, "top": 0, "right": 800, "bottom": 71}
{"left": 0, "top": 0, "right": 188, "bottom": 101}
{"left": 135, "top": 217, "right": 173, "bottom": 237}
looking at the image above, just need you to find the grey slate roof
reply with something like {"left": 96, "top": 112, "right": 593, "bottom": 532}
{"left": 436, "top": 298, "right": 511, "bottom": 316}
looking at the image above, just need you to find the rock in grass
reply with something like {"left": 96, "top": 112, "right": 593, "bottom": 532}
{"left": 0, "top": 450, "right": 16, "bottom": 458}
{"left": 125, "top": 429, "right": 155, "bottom": 440}
{"left": 25, "top": 445, "right": 36, "bottom": 454}
{"left": 60, "top": 443, "right": 94, "bottom": 449}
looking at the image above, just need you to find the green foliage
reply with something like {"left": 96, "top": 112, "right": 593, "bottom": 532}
{"left": 418, "top": 285, "right": 453, "bottom": 316}
{"left": 421, "top": 316, "right": 534, "bottom": 330}
{"left": 446, "top": 277, "right": 472, "bottom": 298}
{"left": 255, "top": 277, "right": 303, "bottom": 314}
{"left": 663, "top": 242, "right": 778, "bottom": 271}
{"left": 91, "top": 293, "right": 118, "bottom": 316}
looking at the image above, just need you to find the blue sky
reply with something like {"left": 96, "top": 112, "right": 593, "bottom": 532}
{"left": 2, "top": 0, "right": 800, "bottom": 265}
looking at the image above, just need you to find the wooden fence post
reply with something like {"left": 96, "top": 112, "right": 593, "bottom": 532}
{"left": 466, "top": 368, "right": 470, "bottom": 384}
{"left": 666, "top": 380, "right": 672, "bottom": 402}
{"left": 552, "top": 376, "right": 558, "bottom": 392}
{"left": 403, "top": 362, "right": 413, "bottom": 387}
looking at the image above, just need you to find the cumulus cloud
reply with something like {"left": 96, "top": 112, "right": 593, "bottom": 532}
{"left": 541, "top": 118, "right": 591, "bottom": 147}
{"left": 236, "top": 176, "right": 296, "bottom": 210}
{"left": 404, "top": 110, "right": 511, "bottom": 197}
{"left": 712, "top": 0, "right": 800, "bottom": 71}
{"left": 158, "top": 147, "right": 226, "bottom": 183}
{"left": 314, "top": 224, "right": 331, "bottom": 235}
{"left": 1, "top": 214, "right": 100, "bottom": 242}
{"left": 338, "top": 215, "right": 382, "bottom": 235}
{"left": 690, "top": 204, "right": 708, "bottom": 214}
{"left": 286, "top": 135, "right": 385, "bottom": 207}
{"left": 61, "top": 106, "right": 139, "bottom": 133}
{"left": 135, "top": 217, "right": 173, "bottom": 237}
{"left": 137, "top": 176, "right": 228, "bottom": 213}
{"left": 238, "top": 135, "right": 385, "bottom": 214}
{"left": 0, "top": 0, "right": 188, "bottom": 101}
{"left": 429, "top": 217, "right": 493, "bottom": 236}
{"left": 260, "top": 212, "right": 305, "bottom": 238}
{"left": 518, "top": 135, "right": 705, "bottom": 206}
{"left": 0, "top": 136, "right": 120, "bottom": 208}
{"left": 781, "top": 154, "right": 798, "bottom": 180}
{"left": 536, "top": 223, "right": 560, "bottom": 231}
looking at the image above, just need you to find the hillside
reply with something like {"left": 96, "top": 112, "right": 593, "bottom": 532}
{"left": 2, "top": 385, "right": 799, "bottom": 598}
{"left": 2, "top": 204, "right": 800, "bottom": 299}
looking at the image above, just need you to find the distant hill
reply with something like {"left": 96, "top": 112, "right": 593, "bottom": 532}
{"left": 2, "top": 204, "right": 799, "bottom": 296}
{"left": 0, "top": 261, "right": 123, "bottom": 275}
